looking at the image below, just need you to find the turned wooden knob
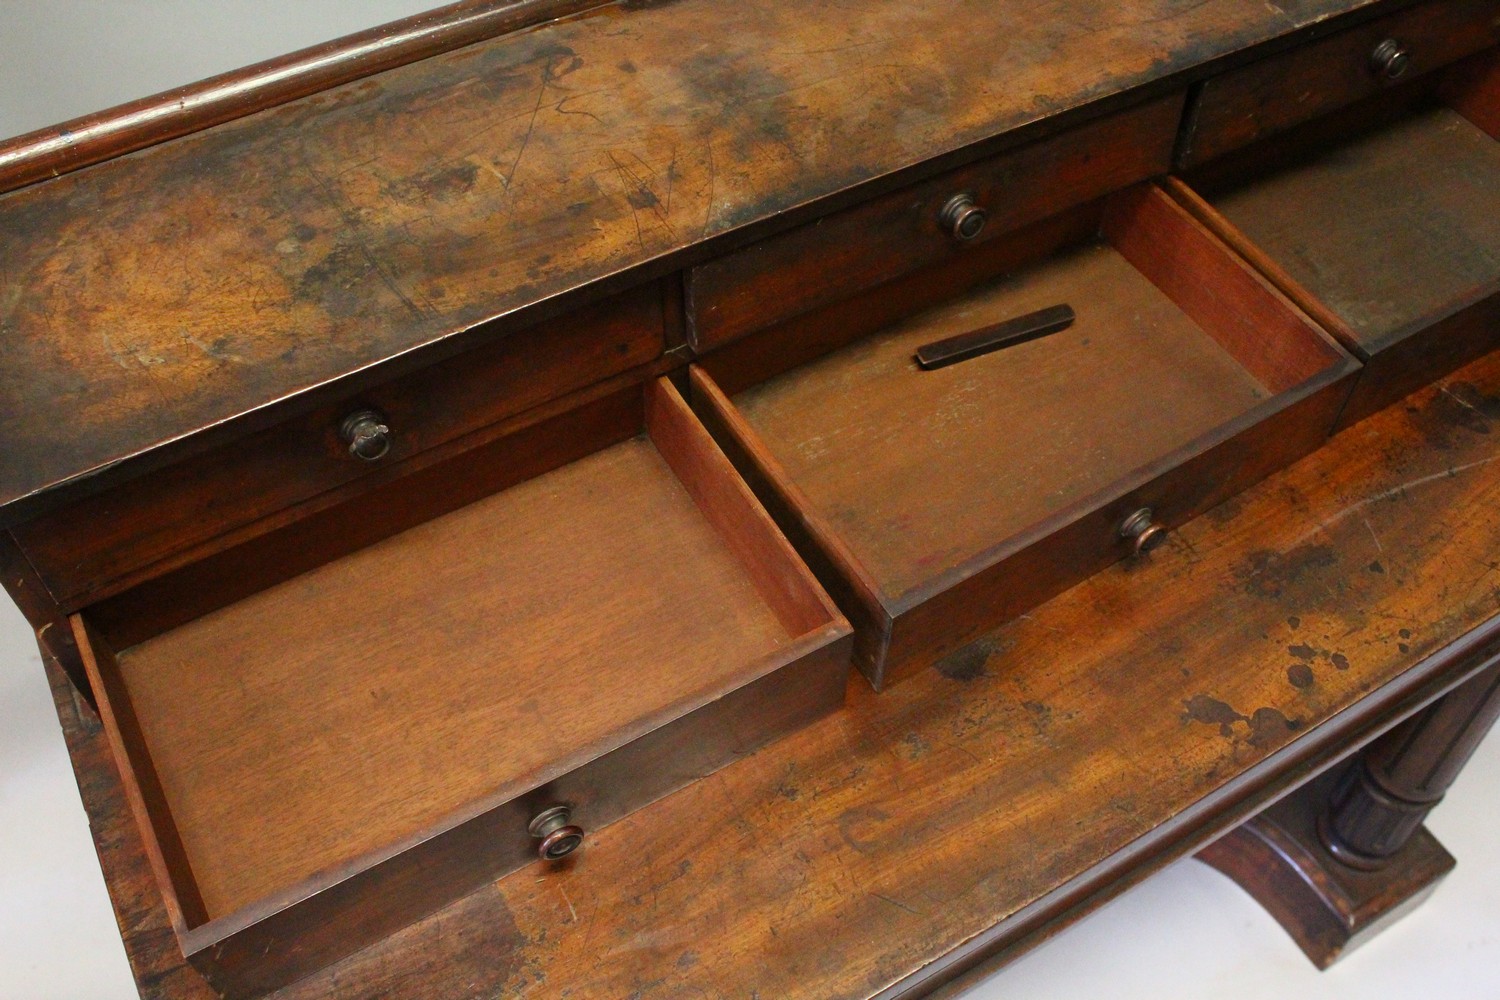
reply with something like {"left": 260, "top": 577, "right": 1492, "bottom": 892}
{"left": 528, "top": 805, "right": 584, "bottom": 861}
{"left": 1369, "top": 38, "right": 1410, "bottom": 81}
{"left": 938, "top": 193, "right": 988, "bottom": 242}
{"left": 339, "top": 409, "right": 391, "bottom": 461}
{"left": 1119, "top": 507, "right": 1168, "bottom": 556}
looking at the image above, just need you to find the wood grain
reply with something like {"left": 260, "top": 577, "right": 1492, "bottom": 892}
{"left": 0, "top": 0, "right": 1389, "bottom": 523}
{"left": 84, "top": 378, "right": 652, "bottom": 648}
{"left": 697, "top": 202, "right": 1107, "bottom": 396}
{"left": 645, "top": 378, "right": 839, "bottom": 638}
{"left": 108, "top": 432, "right": 792, "bottom": 919}
{"left": 52, "top": 329, "right": 1500, "bottom": 1000}
{"left": 1162, "top": 175, "right": 1364, "bottom": 351}
{"left": 1102, "top": 184, "right": 1346, "bottom": 394}
{"left": 68, "top": 376, "right": 850, "bottom": 996}
{"left": 1186, "top": 90, "right": 1500, "bottom": 430}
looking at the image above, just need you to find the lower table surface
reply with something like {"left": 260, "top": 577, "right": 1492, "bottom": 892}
{"left": 47, "top": 349, "right": 1500, "bottom": 1000}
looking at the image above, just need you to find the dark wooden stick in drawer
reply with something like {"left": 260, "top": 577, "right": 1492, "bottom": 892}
{"left": 914, "top": 304, "right": 1075, "bottom": 370}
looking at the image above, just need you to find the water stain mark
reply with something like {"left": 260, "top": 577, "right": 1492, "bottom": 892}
{"left": 1184, "top": 695, "right": 1303, "bottom": 748}
{"left": 1243, "top": 544, "right": 1337, "bottom": 599}
{"left": 1247, "top": 706, "right": 1301, "bottom": 748}
{"left": 935, "top": 637, "right": 1008, "bottom": 682}
{"left": 1183, "top": 694, "right": 1246, "bottom": 737}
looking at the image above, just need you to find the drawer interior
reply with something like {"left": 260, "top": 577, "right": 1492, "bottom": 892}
{"left": 694, "top": 184, "right": 1355, "bottom": 687}
{"left": 1194, "top": 102, "right": 1500, "bottom": 357}
{"left": 724, "top": 240, "right": 1266, "bottom": 600}
{"left": 72, "top": 378, "right": 849, "bottom": 988}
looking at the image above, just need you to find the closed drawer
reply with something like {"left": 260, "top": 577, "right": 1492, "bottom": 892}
{"left": 692, "top": 184, "right": 1358, "bottom": 689}
{"left": 1174, "top": 47, "right": 1500, "bottom": 429}
{"left": 72, "top": 376, "right": 850, "bottom": 999}
{"left": 14, "top": 282, "right": 666, "bottom": 607}
{"left": 1179, "top": 0, "right": 1500, "bottom": 167}
{"left": 686, "top": 94, "right": 1184, "bottom": 352}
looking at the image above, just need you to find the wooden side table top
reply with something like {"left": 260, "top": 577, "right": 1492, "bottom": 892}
{"left": 47, "top": 345, "right": 1500, "bottom": 1000}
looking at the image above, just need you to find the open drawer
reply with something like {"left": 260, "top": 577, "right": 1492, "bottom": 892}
{"left": 1171, "top": 47, "right": 1500, "bottom": 430}
{"left": 71, "top": 378, "right": 851, "bottom": 999}
{"left": 691, "top": 184, "right": 1358, "bottom": 690}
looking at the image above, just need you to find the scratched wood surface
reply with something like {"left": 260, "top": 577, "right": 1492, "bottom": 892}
{"left": 0, "top": 0, "right": 1380, "bottom": 517}
{"left": 50, "top": 346, "right": 1500, "bottom": 999}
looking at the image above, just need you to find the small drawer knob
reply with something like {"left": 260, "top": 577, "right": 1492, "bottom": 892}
{"left": 938, "top": 193, "right": 989, "bottom": 242}
{"left": 1120, "top": 507, "right": 1168, "bottom": 557}
{"left": 528, "top": 805, "right": 584, "bottom": 861}
{"left": 339, "top": 409, "right": 391, "bottom": 462}
{"left": 1369, "top": 38, "right": 1410, "bottom": 81}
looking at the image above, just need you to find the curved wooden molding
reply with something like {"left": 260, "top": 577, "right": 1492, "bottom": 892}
{"left": 0, "top": 0, "right": 611, "bottom": 194}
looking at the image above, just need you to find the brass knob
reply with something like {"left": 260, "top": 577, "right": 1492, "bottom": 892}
{"left": 1369, "top": 38, "right": 1410, "bottom": 81}
{"left": 339, "top": 409, "right": 391, "bottom": 462}
{"left": 938, "top": 193, "right": 988, "bottom": 242}
{"left": 1119, "top": 507, "right": 1168, "bottom": 557}
{"left": 528, "top": 805, "right": 584, "bottom": 861}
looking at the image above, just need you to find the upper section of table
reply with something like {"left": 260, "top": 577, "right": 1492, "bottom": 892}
{"left": 0, "top": 0, "right": 1383, "bottom": 523}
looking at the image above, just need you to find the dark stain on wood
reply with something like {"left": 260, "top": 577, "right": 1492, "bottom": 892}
{"left": 1243, "top": 544, "right": 1338, "bottom": 599}
{"left": 1247, "top": 706, "right": 1302, "bottom": 748}
{"left": 935, "top": 638, "right": 1002, "bottom": 682}
{"left": 1182, "top": 694, "right": 1247, "bottom": 736}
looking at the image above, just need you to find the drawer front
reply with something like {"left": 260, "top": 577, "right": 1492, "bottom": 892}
{"left": 1179, "top": 0, "right": 1500, "bottom": 167}
{"left": 172, "top": 639, "right": 850, "bottom": 1000}
{"left": 1335, "top": 291, "right": 1500, "bottom": 429}
{"left": 15, "top": 283, "right": 665, "bottom": 606}
{"left": 686, "top": 93, "right": 1183, "bottom": 352}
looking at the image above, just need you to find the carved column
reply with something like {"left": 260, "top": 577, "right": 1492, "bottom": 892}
{"left": 1198, "top": 659, "right": 1500, "bottom": 968}
{"left": 1321, "top": 661, "right": 1500, "bottom": 867}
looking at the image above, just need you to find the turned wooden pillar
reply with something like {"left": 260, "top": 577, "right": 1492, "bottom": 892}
{"left": 1322, "top": 660, "right": 1500, "bottom": 868}
{"left": 1199, "top": 658, "right": 1500, "bottom": 967}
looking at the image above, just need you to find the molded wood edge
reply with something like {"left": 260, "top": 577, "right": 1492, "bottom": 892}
{"left": 0, "top": 0, "right": 614, "bottom": 194}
